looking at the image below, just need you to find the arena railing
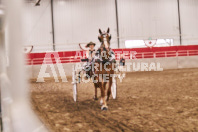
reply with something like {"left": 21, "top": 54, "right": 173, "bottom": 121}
{"left": 26, "top": 45, "right": 198, "bottom": 65}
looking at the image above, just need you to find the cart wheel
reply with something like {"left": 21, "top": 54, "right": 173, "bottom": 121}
{"left": 72, "top": 67, "right": 78, "bottom": 102}
{"left": 111, "top": 74, "right": 117, "bottom": 99}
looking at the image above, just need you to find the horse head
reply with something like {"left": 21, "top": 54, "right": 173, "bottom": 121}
{"left": 97, "top": 28, "right": 112, "bottom": 60}
{"left": 98, "top": 28, "right": 111, "bottom": 49}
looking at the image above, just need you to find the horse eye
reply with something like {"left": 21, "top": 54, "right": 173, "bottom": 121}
{"left": 109, "top": 35, "right": 112, "bottom": 40}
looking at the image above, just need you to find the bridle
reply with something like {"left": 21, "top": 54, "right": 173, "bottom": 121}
{"left": 95, "top": 28, "right": 113, "bottom": 63}
{"left": 98, "top": 32, "right": 111, "bottom": 49}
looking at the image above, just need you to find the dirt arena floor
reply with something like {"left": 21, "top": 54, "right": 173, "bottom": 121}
{"left": 30, "top": 68, "right": 198, "bottom": 132}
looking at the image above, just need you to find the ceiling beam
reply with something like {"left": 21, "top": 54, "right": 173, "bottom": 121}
{"left": 35, "top": 0, "right": 41, "bottom": 6}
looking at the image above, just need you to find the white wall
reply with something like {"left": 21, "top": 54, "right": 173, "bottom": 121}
{"left": 117, "top": 0, "right": 180, "bottom": 48}
{"left": 180, "top": 0, "right": 198, "bottom": 45}
{"left": 23, "top": 0, "right": 53, "bottom": 52}
{"left": 53, "top": 0, "right": 118, "bottom": 51}
{"left": 22, "top": 0, "right": 198, "bottom": 52}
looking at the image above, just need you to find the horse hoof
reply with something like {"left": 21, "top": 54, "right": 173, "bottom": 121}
{"left": 93, "top": 96, "right": 98, "bottom": 100}
{"left": 101, "top": 106, "right": 108, "bottom": 111}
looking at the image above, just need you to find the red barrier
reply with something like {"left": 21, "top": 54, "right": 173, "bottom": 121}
{"left": 26, "top": 45, "right": 198, "bottom": 65}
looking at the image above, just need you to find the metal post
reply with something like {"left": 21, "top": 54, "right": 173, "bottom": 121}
{"left": 115, "top": 0, "right": 120, "bottom": 48}
{"left": 177, "top": 0, "right": 182, "bottom": 45}
{"left": 51, "top": 0, "right": 55, "bottom": 51}
{"left": 2, "top": 0, "right": 48, "bottom": 131}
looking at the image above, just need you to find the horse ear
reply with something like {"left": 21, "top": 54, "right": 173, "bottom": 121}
{"left": 107, "top": 27, "right": 110, "bottom": 33}
{"left": 99, "top": 29, "right": 102, "bottom": 34}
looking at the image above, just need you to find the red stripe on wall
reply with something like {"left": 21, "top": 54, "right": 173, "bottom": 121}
{"left": 26, "top": 45, "right": 198, "bottom": 65}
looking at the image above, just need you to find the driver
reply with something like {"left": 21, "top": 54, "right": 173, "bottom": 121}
{"left": 79, "top": 42, "right": 96, "bottom": 77}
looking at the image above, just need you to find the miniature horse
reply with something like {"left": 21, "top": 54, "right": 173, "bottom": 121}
{"left": 92, "top": 28, "right": 115, "bottom": 110}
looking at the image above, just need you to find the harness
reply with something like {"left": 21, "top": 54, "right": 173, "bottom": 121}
{"left": 83, "top": 30, "right": 115, "bottom": 77}
{"left": 94, "top": 48, "right": 116, "bottom": 64}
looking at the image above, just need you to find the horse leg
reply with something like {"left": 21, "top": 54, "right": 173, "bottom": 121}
{"left": 99, "top": 82, "right": 104, "bottom": 105}
{"left": 101, "top": 82, "right": 108, "bottom": 110}
{"left": 107, "top": 77, "right": 112, "bottom": 101}
{"left": 94, "top": 83, "right": 98, "bottom": 100}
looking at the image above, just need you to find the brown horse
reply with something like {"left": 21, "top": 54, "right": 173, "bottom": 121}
{"left": 92, "top": 28, "right": 115, "bottom": 110}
